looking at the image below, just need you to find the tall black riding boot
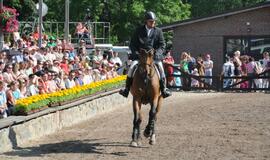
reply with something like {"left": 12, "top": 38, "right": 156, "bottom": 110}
{"left": 119, "top": 77, "right": 133, "bottom": 98}
{"left": 160, "top": 78, "right": 172, "bottom": 98}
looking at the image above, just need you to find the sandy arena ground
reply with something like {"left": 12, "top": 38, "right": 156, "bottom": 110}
{"left": 1, "top": 92, "right": 270, "bottom": 160}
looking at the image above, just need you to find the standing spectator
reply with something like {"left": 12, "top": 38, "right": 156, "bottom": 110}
{"left": 233, "top": 51, "right": 242, "bottom": 88}
{"left": 0, "top": 81, "right": 7, "bottom": 118}
{"left": 163, "top": 51, "right": 175, "bottom": 86}
{"left": 246, "top": 57, "right": 257, "bottom": 89}
{"left": 240, "top": 55, "right": 249, "bottom": 89}
{"left": 261, "top": 52, "right": 269, "bottom": 88}
{"left": 203, "top": 54, "right": 213, "bottom": 86}
{"left": 191, "top": 68, "right": 199, "bottom": 87}
{"left": 196, "top": 56, "right": 205, "bottom": 88}
{"left": 222, "top": 57, "right": 235, "bottom": 88}
{"left": 180, "top": 52, "right": 190, "bottom": 90}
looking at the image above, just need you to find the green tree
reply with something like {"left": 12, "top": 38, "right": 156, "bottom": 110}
{"left": 189, "top": 0, "right": 267, "bottom": 18}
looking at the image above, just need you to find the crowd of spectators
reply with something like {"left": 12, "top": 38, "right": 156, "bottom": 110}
{"left": 222, "top": 51, "right": 270, "bottom": 89}
{"left": 0, "top": 30, "right": 123, "bottom": 119}
{"left": 163, "top": 50, "right": 270, "bottom": 90}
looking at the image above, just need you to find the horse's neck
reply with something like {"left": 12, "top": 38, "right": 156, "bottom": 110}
{"left": 138, "top": 62, "right": 155, "bottom": 78}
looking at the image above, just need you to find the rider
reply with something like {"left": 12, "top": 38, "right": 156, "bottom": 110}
{"left": 119, "top": 11, "right": 172, "bottom": 98}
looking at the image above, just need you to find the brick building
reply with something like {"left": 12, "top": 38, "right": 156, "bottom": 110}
{"left": 161, "top": 1, "right": 270, "bottom": 75}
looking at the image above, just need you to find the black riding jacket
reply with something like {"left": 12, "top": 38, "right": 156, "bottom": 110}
{"left": 129, "top": 25, "right": 165, "bottom": 61}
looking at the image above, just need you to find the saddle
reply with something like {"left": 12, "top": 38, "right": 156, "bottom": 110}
{"left": 132, "top": 62, "right": 161, "bottom": 80}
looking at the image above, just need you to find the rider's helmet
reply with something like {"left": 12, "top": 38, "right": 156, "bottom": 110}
{"left": 145, "top": 11, "right": 156, "bottom": 21}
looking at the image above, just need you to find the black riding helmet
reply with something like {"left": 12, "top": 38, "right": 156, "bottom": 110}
{"left": 145, "top": 11, "right": 156, "bottom": 21}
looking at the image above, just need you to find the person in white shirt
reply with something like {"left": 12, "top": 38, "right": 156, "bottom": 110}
{"left": 203, "top": 54, "right": 213, "bottom": 85}
{"left": 64, "top": 71, "right": 76, "bottom": 89}
{"left": 110, "top": 51, "right": 122, "bottom": 67}
{"left": 261, "top": 52, "right": 269, "bottom": 88}
{"left": 222, "top": 57, "right": 235, "bottom": 88}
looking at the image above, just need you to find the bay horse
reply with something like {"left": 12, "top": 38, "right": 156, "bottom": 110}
{"left": 130, "top": 48, "right": 163, "bottom": 147}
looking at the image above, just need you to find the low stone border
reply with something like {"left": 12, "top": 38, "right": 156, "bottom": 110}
{"left": 0, "top": 89, "right": 132, "bottom": 153}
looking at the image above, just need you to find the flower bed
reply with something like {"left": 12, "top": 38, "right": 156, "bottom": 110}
{"left": 15, "top": 75, "right": 126, "bottom": 115}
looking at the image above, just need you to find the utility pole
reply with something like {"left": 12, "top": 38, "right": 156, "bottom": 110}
{"left": 0, "top": 0, "right": 4, "bottom": 51}
{"left": 38, "top": 0, "right": 43, "bottom": 48}
{"left": 64, "top": 0, "right": 69, "bottom": 42}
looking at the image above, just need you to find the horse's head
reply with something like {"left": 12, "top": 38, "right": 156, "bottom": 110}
{"left": 138, "top": 48, "right": 155, "bottom": 79}
{"left": 139, "top": 48, "right": 155, "bottom": 66}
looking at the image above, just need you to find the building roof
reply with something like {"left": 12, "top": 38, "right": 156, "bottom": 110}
{"left": 160, "top": 1, "right": 270, "bottom": 31}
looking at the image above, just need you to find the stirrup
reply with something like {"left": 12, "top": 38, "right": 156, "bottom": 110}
{"left": 119, "top": 89, "right": 129, "bottom": 98}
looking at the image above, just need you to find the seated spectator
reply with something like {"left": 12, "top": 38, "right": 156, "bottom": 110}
{"left": 110, "top": 51, "right": 122, "bottom": 67}
{"left": 6, "top": 82, "right": 21, "bottom": 116}
{"left": 65, "top": 71, "right": 76, "bottom": 89}
{"left": 92, "top": 49, "right": 103, "bottom": 69}
{"left": 75, "top": 22, "right": 90, "bottom": 39}
{"left": 18, "top": 78, "right": 28, "bottom": 98}
{"left": 27, "top": 74, "right": 39, "bottom": 96}
{"left": 60, "top": 55, "right": 70, "bottom": 75}
{"left": 75, "top": 70, "right": 84, "bottom": 86}
{"left": 55, "top": 72, "right": 66, "bottom": 90}
{"left": 51, "top": 60, "right": 62, "bottom": 74}
{"left": 47, "top": 72, "right": 59, "bottom": 93}
{"left": 83, "top": 67, "right": 93, "bottom": 85}
{"left": 37, "top": 72, "right": 49, "bottom": 94}
{"left": 3, "top": 64, "right": 17, "bottom": 86}
{"left": 0, "top": 81, "right": 7, "bottom": 118}
{"left": 33, "top": 60, "right": 44, "bottom": 73}
{"left": 52, "top": 46, "right": 63, "bottom": 61}
{"left": 100, "top": 53, "right": 109, "bottom": 66}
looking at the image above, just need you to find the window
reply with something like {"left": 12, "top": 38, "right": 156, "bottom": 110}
{"left": 224, "top": 36, "right": 270, "bottom": 60}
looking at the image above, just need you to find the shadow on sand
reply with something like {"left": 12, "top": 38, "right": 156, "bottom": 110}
{"left": 3, "top": 138, "right": 148, "bottom": 158}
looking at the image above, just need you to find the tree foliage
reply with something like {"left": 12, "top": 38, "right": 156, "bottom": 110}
{"left": 188, "top": 0, "right": 267, "bottom": 18}
{"left": 3, "top": 0, "right": 267, "bottom": 44}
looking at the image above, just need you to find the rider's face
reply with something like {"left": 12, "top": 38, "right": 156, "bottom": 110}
{"left": 146, "top": 20, "right": 155, "bottom": 28}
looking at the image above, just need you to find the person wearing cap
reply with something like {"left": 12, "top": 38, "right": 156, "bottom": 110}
{"left": 119, "top": 11, "right": 172, "bottom": 98}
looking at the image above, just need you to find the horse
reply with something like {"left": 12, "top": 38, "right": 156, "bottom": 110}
{"left": 129, "top": 48, "right": 163, "bottom": 147}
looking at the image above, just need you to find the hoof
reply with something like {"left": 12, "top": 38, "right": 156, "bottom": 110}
{"left": 149, "top": 134, "right": 156, "bottom": 145}
{"left": 144, "top": 129, "right": 151, "bottom": 138}
{"left": 130, "top": 141, "right": 138, "bottom": 147}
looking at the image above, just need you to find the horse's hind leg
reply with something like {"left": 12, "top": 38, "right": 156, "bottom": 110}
{"left": 130, "top": 99, "right": 142, "bottom": 147}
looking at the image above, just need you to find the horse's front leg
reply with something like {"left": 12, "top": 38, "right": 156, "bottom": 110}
{"left": 130, "top": 98, "right": 142, "bottom": 147}
{"left": 144, "top": 98, "right": 158, "bottom": 145}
